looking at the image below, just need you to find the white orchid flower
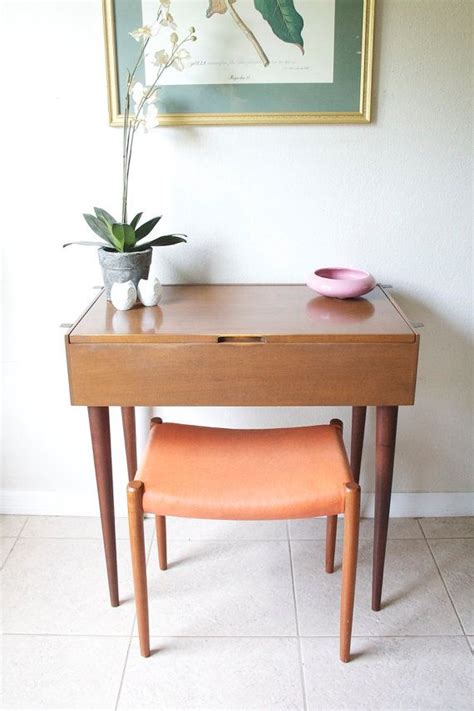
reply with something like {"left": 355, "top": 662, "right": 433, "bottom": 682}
{"left": 129, "top": 22, "right": 159, "bottom": 42}
{"left": 131, "top": 81, "right": 145, "bottom": 105}
{"left": 117, "top": 2, "right": 195, "bottom": 227}
{"left": 160, "top": 11, "right": 177, "bottom": 29}
{"left": 141, "top": 104, "right": 160, "bottom": 132}
{"left": 152, "top": 49, "right": 169, "bottom": 66}
{"left": 131, "top": 81, "right": 158, "bottom": 109}
{"left": 172, "top": 48, "right": 191, "bottom": 71}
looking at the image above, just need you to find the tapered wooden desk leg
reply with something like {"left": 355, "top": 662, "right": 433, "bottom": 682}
{"left": 121, "top": 407, "right": 137, "bottom": 482}
{"left": 372, "top": 406, "right": 398, "bottom": 612}
{"left": 88, "top": 406, "right": 119, "bottom": 607}
{"left": 350, "top": 406, "right": 367, "bottom": 484}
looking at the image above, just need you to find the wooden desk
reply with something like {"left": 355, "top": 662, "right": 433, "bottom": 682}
{"left": 65, "top": 285, "right": 419, "bottom": 611}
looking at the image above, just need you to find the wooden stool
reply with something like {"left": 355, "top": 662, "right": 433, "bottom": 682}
{"left": 127, "top": 418, "right": 360, "bottom": 662}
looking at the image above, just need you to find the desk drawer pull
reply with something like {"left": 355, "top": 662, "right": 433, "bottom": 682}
{"left": 217, "top": 336, "right": 266, "bottom": 344}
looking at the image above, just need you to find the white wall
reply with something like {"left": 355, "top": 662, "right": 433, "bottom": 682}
{"left": 1, "top": 0, "right": 473, "bottom": 516}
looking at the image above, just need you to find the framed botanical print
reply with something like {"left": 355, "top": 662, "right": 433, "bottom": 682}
{"left": 103, "top": 0, "right": 375, "bottom": 126}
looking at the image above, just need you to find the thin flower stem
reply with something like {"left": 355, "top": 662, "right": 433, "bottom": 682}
{"left": 122, "top": 37, "right": 150, "bottom": 223}
{"left": 121, "top": 8, "right": 163, "bottom": 223}
{"left": 134, "top": 33, "right": 193, "bottom": 118}
{"left": 126, "top": 122, "right": 138, "bottom": 181}
{"left": 128, "top": 29, "right": 152, "bottom": 83}
{"left": 121, "top": 6, "right": 195, "bottom": 227}
{"left": 122, "top": 86, "right": 131, "bottom": 222}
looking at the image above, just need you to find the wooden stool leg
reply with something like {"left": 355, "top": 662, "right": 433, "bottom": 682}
{"left": 340, "top": 482, "right": 360, "bottom": 663}
{"left": 127, "top": 481, "right": 150, "bottom": 658}
{"left": 325, "top": 516, "right": 337, "bottom": 573}
{"left": 156, "top": 515, "right": 168, "bottom": 571}
{"left": 325, "top": 418, "right": 343, "bottom": 574}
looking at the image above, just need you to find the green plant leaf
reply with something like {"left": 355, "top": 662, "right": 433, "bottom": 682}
{"left": 82, "top": 214, "right": 113, "bottom": 244}
{"left": 254, "top": 0, "right": 304, "bottom": 53}
{"left": 130, "top": 212, "right": 143, "bottom": 229}
{"left": 134, "top": 234, "right": 187, "bottom": 250}
{"left": 62, "top": 241, "right": 107, "bottom": 248}
{"left": 110, "top": 223, "right": 130, "bottom": 252}
{"left": 123, "top": 224, "right": 137, "bottom": 250}
{"left": 94, "top": 207, "right": 117, "bottom": 226}
{"left": 135, "top": 216, "right": 162, "bottom": 242}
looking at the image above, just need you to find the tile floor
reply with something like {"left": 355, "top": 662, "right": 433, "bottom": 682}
{"left": 1, "top": 515, "right": 473, "bottom": 710}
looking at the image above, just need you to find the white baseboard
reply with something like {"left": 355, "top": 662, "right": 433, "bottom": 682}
{"left": 0, "top": 490, "right": 473, "bottom": 518}
{"left": 0, "top": 491, "right": 105, "bottom": 517}
{"left": 360, "top": 493, "right": 474, "bottom": 518}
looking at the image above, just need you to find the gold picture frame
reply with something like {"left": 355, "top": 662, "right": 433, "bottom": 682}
{"left": 103, "top": 0, "right": 375, "bottom": 126}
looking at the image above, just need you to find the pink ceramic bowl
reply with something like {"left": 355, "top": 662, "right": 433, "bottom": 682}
{"left": 307, "top": 267, "right": 376, "bottom": 299}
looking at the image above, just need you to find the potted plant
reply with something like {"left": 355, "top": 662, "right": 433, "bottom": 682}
{"left": 64, "top": 1, "right": 196, "bottom": 299}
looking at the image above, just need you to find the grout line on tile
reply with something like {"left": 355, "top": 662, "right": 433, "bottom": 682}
{"left": 299, "top": 634, "right": 335, "bottom": 711}
{"left": 17, "top": 517, "right": 29, "bottom": 536}
{"left": 1, "top": 516, "right": 29, "bottom": 570}
{"left": 114, "top": 635, "right": 133, "bottom": 711}
{"left": 416, "top": 517, "right": 474, "bottom": 540}
{"left": 287, "top": 524, "right": 307, "bottom": 711}
{"left": 426, "top": 537, "right": 474, "bottom": 541}
{"left": 164, "top": 540, "right": 292, "bottom": 545}
{"left": 462, "top": 635, "right": 474, "bottom": 654}
{"left": 2, "top": 633, "right": 133, "bottom": 638}
{"left": 419, "top": 526, "right": 468, "bottom": 638}
{"left": 297, "top": 633, "right": 467, "bottom": 639}
{"left": 287, "top": 527, "right": 300, "bottom": 638}
{"left": 415, "top": 517, "right": 425, "bottom": 538}
{"left": 287, "top": 536, "right": 424, "bottom": 542}
{"left": 296, "top": 637, "right": 307, "bottom": 711}
{"left": 134, "top": 636, "right": 315, "bottom": 644}
{"left": 2, "top": 632, "right": 467, "bottom": 639}
{"left": 1, "top": 539, "right": 17, "bottom": 571}
{"left": 16, "top": 536, "right": 149, "bottom": 542}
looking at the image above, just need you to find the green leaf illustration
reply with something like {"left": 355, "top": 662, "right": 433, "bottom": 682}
{"left": 254, "top": 0, "right": 304, "bottom": 53}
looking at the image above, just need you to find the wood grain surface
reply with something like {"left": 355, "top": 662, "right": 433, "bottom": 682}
{"left": 68, "top": 340, "right": 419, "bottom": 406}
{"left": 69, "top": 285, "right": 416, "bottom": 344}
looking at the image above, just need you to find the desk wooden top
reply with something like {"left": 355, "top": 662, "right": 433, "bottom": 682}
{"left": 69, "top": 284, "right": 415, "bottom": 345}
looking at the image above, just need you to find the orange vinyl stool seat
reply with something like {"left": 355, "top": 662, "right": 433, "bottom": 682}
{"left": 127, "top": 418, "right": 360, "bottom": 662}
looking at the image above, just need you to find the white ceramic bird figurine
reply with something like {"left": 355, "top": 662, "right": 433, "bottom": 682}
{"left": 137, "top": 276, "right": 162, "bottom": 306}
{"left": 110, "top": 280, "right": 137, "bottom": 311}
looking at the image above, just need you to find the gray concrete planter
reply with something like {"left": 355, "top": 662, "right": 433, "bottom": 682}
{"left": 98, "top": 248, "right": 152, "bottom": 300}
